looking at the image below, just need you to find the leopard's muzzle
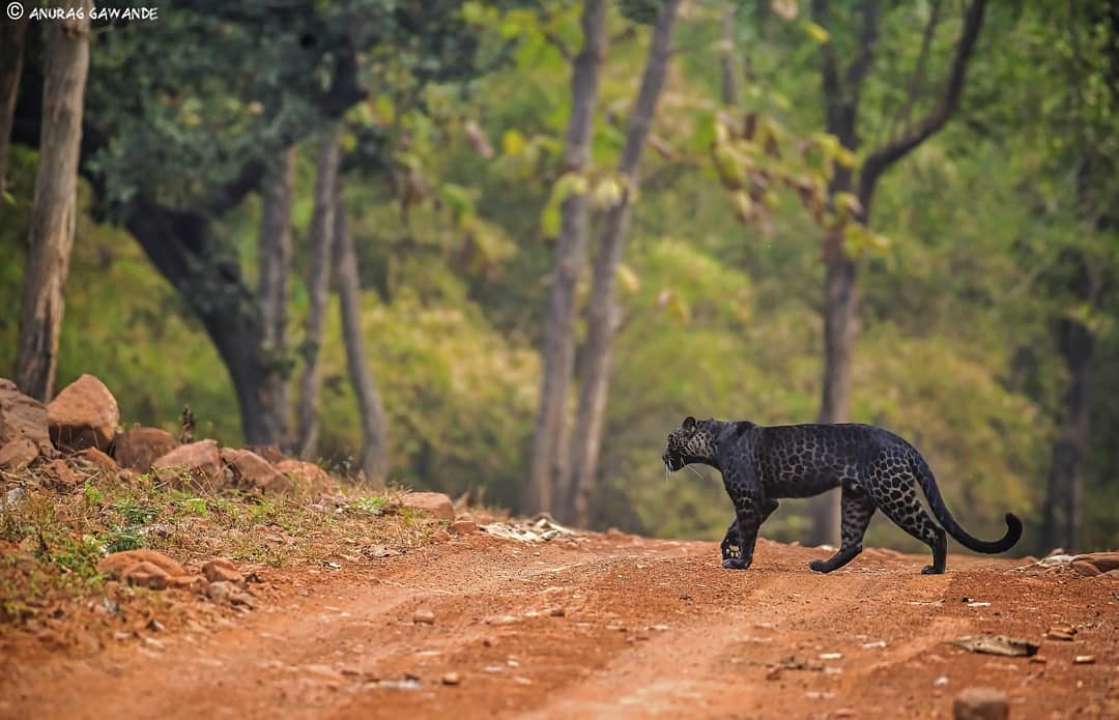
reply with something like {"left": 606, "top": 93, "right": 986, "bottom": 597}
{"left": 662, "top": 451, "right": 684, "bottom": 472}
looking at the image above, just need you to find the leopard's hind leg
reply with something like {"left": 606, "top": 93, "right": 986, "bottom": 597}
{"left": 809, "top": 486, "right": 874, "bottom": 573}
{"left": 867, "top": 457, "right": 948, "bottom": 574}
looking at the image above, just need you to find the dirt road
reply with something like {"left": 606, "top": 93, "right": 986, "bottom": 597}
{"left": 2, "top": 531, "right": 1117, "bottom": 719}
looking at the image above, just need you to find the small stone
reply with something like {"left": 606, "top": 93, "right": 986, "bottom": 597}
{"left": 152, "top": 440, "right": 225, "bottom": 492}
{"left": 450, "top": 519, "right": 478, "bottom": 535}
{"left": 400, "top": 491, "right": 455, "bottom": 520}
{"left": 45, "top": 459, "right": 80, "bottom": 489}
{"left": 99, "top": 550, "right": 186, "bottom": 579}
{"left": 202, "top": 558, "right": 243, "bottom": 584}
{"left": 77, "top": 446, "right": 118, "bottom": 474}
{"left": 113, "top": 427, "right": 178, "bottom": 472}
{"left": 167, "top": 575, "right": 207, "bottom": 593}
{"left": 1045, "top": 625, "right": 1076, "bottom": 641}
{"left": 485, "top": 615, "right": 517, "bottom": 626}
{"left": 275, "top": 459, "right": 337, "bottom": 494}
{"left": 122, "top": 561, "right": 170, "bottom": 590}
{"left": 413, "top": 608, "right": 436, "bottom": 625}
{"left": 1074, "top": 655, "right": 1096, "bottom": 665}
{"left": 146, "top": 618, "right": 165, "bottom": 632}
{"left": 0, "top": 438, "right": 39, "bottom": 471}
{"left": 549, "top": 607, "right": 566, "bottom": 617}
{"left": 207, "top": 581, "right": 255, "bottom": 607}
{"left": 441, "top": 672, "right": 461, "bottom": 686}
{"left": 220, "top": 447, "right": 292, "bottom": 494}
{"left": 953, "top": 687, "right": 1008, "bottom": 720}
{"left": 934, "top": 675, "right": 950, "bottom": 688}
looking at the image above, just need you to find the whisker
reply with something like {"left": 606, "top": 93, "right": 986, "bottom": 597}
{"left": 685, "top": 464, "right": 706, "bottom": 483}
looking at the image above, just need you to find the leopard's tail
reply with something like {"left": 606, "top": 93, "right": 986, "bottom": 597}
{"left": 910, "top": 454, "right": 1022, "bottom": 554}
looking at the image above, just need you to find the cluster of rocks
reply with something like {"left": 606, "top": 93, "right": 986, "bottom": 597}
{"left": 0, "top": 373, "right": 335, "bottom": 496}
{"left": 1011, "top": 549, "right": 1119, "bottom": 580}
{"left": 97, "top": 549, "right": 256, "bottom": 606}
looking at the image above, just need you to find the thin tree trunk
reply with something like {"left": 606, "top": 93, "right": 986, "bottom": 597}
{"left": 15, "top": 1, "right": 91, "bottom": 401}
{"left": 808, "top": 0, "right": 986, "bottom": 547}
{"left": 333, "top": 176, "right": 389, "bottom": 487}
{"left": 257, "top": 147, "right": 295, "bottom": 446}
{"left": 567, "top": 0, "right": 681, "bottom": 527}
{"left": 529, "top": 0, "right": 608, "bottom": 518}
{"left": 0, "top": 16, "right": 30, "bottom": 197}
{"left": 296, "top": 126, "right": 341, "bottom": 458}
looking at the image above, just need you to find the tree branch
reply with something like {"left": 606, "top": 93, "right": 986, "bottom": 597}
{"left": 858, "top": 0, "right": 987, "bottom": 208}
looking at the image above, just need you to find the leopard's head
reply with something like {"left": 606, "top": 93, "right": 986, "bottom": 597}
{"left": 662, "top": 416, "right": 719, "bottom": 471}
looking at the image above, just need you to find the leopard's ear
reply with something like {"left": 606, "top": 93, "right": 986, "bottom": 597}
{"left": 682, "top": 416, "right": 696, "bottom": 432}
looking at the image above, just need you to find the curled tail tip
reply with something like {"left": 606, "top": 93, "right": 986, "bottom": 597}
{"left": 1005, "top": 512, "right": 1023, "bottom": 540}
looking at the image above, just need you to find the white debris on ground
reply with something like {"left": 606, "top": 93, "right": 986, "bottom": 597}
{"left": 481, "top": 515, "right": 576, "bottom": 543}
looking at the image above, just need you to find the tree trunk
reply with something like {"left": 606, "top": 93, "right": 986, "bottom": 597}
{"left": 567, "top": 0, "right": 681, "bottom": 527}
{"left": 807, "top": 0, "right": 987, "bottom": 547}
{"left": 529, "top": 0, "right": 608, "bottom": 518}
{"left": 15, "top": 2, "right": 91, "bottom": 401}
{"left": 295, "top": 126, "right": 341, "bottom": 458}
{"left": 0, "top": 16, "right": 30, "bottom": 197}
{"left": 257, "top": 147, "right": 295, "bottom": 446}
{"left": 333, "top": 176, "right": 390, "bottom": 487}
{"left": 809, "top": 234, "right": 859, "bottom": 545}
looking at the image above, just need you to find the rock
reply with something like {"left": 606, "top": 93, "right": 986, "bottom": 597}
{"left": 0, "top": 437, "right": 39, "bottom": 470}
{"left": 221, "top": 448, "right": 292, "bottom": 494}
{"left": 2, "top": 486, "right": 26, "bottom": 509}
{"left": 952, "top": 634, "right": 1038, "bottom": 657}
{"left": 98, "top": 549, "right": 186, "bottom": 579}
{"left": 450, "top": 518, "right": 478, "bottom": 535}
{"left": 1075, "top": 655, "right": 1096, "bottom": 665}
{"left": 121, "top": 561, "right": 170, "bottom": 590}
{"left": 77, "top": 446, "right": 118, "bottom": 474}
{"left": 1071, "top": 551, "right": 1119, "bottom": 575}
{"left": 167, "top": 574, "right": 207, "bottom": 593}
{"left": 1071, "top": 560, "right": 1102, "bottom": 577}
{"left": 441, "top": 672, "right": 461, "bottom": 686}
{"left": 413, "top": 608, "right": 436, "bottom": 625}
{"left": 207, "top": 580, "right": 255, "bottom": 607}
{"left": 401, "top": 492, "right": 455, "bottom": 521}
{"left": 151, "top": 440, "right": 225, "bottom": 491}
{"left": 202, "top": 558, "right": 243, "bottom": 584}
{"left": 0, "top": 378, "right": 52, "bottom": 455}
{"left": 46, "top": 374, "right": 119, "bottom": 452}
{"left": 275, "top": 459, "right": 337, "bottom": 495}
{"left": 247, "top": 444, "right": 287, "bottom": 464}
{"left": 44, "top": 459, "right": 80, "bottom": 489}
{"left": 953, "top": 687, "right": 1008, "bottom": 720}
{"left": 113, "top": 427, "right": 178, "bottom": 472}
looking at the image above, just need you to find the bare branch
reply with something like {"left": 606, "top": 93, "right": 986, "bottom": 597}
{"left": 858, "top": 0, "right": 987, "bottom": 210}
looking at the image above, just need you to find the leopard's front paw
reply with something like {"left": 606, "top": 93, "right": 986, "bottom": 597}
{"left": 722, "top": 556, "right": 751, "bottom": 570}
{"left": 808, "top": 559, "right": 830, "bottom": 573}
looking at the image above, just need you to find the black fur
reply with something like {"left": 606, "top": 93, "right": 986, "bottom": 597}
{"left": 663, "top": 417, "right": 1022, "bottom": 574}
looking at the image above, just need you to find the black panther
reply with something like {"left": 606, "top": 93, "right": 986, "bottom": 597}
{"left": 662, "top": 417, "right": 1022, "bottom": 574}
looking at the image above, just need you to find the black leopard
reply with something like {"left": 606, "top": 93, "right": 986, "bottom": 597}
{"left": 662, "top": 417, "right": 1022, "bottom": 574}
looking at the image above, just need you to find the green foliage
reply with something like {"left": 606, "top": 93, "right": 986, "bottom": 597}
{"left": 4, "top": 0, "right": 1118, "bottom": 552}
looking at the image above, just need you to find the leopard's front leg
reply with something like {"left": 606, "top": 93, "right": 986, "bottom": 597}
{"left": 720, "top": 518, "right": 741, "bottom": 562}
{"left": 723, "top": 497, "right": 762, "bottom": 570}
{"left": 720, "top": 498, "right": 777, "bottom": 565}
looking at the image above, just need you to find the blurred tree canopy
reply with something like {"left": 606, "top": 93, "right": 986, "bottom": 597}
{"left": 4, "top": 0, "right": 1118, "bottom": 551}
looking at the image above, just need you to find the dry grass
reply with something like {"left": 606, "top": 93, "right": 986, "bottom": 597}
{"left": 0, "top": 458, "right": 441, "bottom": 635}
